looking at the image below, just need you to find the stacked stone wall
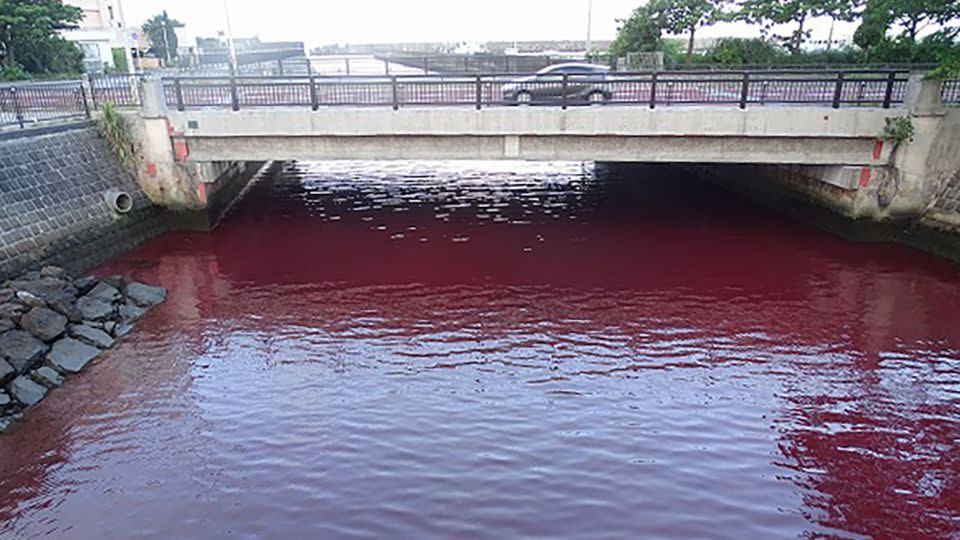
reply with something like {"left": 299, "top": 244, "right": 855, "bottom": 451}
{"left": 0, "top": 122, "right": 168, "bottom": 280}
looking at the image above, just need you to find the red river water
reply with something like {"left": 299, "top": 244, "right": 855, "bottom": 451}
{"left": 1, "top": 161, "right": 959, "bottom": 539}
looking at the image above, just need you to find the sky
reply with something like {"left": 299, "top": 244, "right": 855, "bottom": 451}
{"left": 120, "top": 0, "right": 856, "bottom": 48}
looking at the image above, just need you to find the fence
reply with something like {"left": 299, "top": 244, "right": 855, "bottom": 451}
{"left": 0, "top": 75, "right": 142, "bottom": 129}
{"left": 164, "top": 70, "right": 915, "bottom": 112}
{"left": 943, "top": 79, "right": 960, "bottom": 105}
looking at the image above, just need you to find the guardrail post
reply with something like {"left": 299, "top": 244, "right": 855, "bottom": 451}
{"left": 391, "top": 76, "right": 399, "bottom": 110}
{"left": 882, "top": 71, "right": 896, "bottom": 109}
{"left": 561, "top": 74, "right": 569, "bottom": 110}
{"left": 384, "top": 59, "right": 390, "bottom": 75}
{"left": 345, "top": 57, "right": 351, "bottom": 76}
{"left": 87, "top": 74, "right": 99, "bottom": 110}
{"left": 277, "top": 59, "right": 284, "bottom": 76}
{"left": 739, "top": 72, "right": 750, "bottom": 109}
{"left": 832, "top": 72, "right": 844, "bottom": 109}
{"left": 649, "top": 73, "right": 657, "bottom": 109}
{"left": 174, "top": 79, "right": 185, "bottom": 111}
{"left": 310, "top": 72, "right": 319, "bottom": 111}
{"left": 11, "top": 87, "right": 24, "bottom": 129}
{"left": 79, "top": 83, "right": 91, "bottom": 118}
{"left": 475, "top": 75, "right": 482, "bottom": 110}
{"left": 230, "top": 75, "right": 240, "bottom": 111}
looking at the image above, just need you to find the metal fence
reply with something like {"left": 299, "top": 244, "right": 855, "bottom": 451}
{"left": 0, "top": 75, "right": 142, "bottom": 129}
{"left": 943, "top": 79, "right": 960, "bottom": 105}
{"left": 164, "top": 70, "right": 914, "bottom": 111}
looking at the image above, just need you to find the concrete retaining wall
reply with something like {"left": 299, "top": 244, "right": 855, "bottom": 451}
{"left": 0, "top": 122, "right": 169, "bottom": 280}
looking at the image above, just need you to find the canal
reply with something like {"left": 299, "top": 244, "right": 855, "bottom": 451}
{"left": 1, "top": 161, "right": 959, "bottom": 539}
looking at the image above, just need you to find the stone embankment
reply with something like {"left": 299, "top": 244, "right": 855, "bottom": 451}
{"left": 0, "top": 266, "right": 166, "bottom": 432}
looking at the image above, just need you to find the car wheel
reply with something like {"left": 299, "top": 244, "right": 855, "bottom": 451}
{"left": 515, "top": 91, "right": 533, "bottom": 105}
{"left": 588, "top": 91, "right": 608, "bottom": 105}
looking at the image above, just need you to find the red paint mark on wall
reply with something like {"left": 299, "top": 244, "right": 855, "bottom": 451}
{"left": 173, "top": 140, "right": 190, "bottom": 162}
{"left": 873, "top": 140, "right": 884, "bottom": 160}
{"left": 145, "top": 163, "right": 157, "bottom": 177}
{"left": 859, "top": 167, "right": 871, "bottom": 188}
{"left": 197, "top": 183, "right": 208, "bottom": 205}
{"left": 165, "top": 118, "right": 184, "bottom": 137}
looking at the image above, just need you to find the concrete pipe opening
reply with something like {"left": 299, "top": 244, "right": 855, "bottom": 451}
{"left": 104, "top": 190, "right": 133, "bottom": 215}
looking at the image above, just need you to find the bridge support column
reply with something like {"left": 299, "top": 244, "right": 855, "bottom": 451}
{"left": 128, "top": 79, "right": 263, "bottom": 228}
{"left": 886, "top": 76, "right": 959, "bottom": 220}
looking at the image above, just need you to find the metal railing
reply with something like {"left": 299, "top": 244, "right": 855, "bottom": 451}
{"left": 0, "top": 75, "right": 142, "bottom": 129}
{"left": 943, "top": 79, "right": 960, "bottom": 105}
{"left": 164, "top": 70, "right": 915, "bottom": 112}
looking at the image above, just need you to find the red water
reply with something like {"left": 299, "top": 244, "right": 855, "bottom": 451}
{"left": 1, "top": 161, "right": 959, "bottom": 539}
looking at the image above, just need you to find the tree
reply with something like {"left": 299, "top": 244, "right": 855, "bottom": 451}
{"left": 854, "top": 0, "right": 893, "bottom": 51}
{"left": 736, "top": 0, "right": 856, "bottom": 53}
{"left": 658, "top": 0, "right": 730, "bottom": 63}
{"left": 142, "top": 11, "right": 184, "bottom": 65}
{"left": 610, "top": 3, "right": 668, "bottom": 57}
{"left": 888, "top": 0, "right": 960, "bottom": 42}
{"left": 0, "top": 0, "right": 83, "bottom": 72}
{"left": 710, "top": 37, "right": 786, "bottom": 64}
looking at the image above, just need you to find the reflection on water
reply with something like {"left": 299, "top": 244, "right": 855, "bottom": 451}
{"left": 1, "top": 161, "right": 959, "bottom": 539}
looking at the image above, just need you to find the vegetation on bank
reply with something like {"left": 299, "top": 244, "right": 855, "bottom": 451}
{"left": 98, "top": 103, "right": 139, "bottom": 171}
{"left": 610, "top": 0, "right": 960, "bottom": 73}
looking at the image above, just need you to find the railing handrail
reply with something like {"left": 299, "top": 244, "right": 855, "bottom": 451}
{"left": 160, "top": 69, "right": 915, "bottom": 82}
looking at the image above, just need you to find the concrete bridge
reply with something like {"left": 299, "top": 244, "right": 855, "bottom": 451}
{"left": 125, "top": 71, "right": 960, "bottom": 231}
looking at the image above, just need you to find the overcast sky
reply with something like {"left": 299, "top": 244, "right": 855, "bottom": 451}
{"left": 120, "top": 0, "right": 855, "bottom": 48}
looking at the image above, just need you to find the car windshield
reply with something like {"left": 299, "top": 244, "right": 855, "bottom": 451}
{"left": 536, "top": 65, "right": 607, "bottom": 76}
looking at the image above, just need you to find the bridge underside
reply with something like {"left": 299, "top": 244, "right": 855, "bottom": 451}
{"left": 166, "top": 107, "right": 895, "bottom": 166}
{"left": 183, "top": 134, "right": 885, "bottom": 165}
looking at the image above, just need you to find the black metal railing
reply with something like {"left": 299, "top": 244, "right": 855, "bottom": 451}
{"left": 0, "top": 75, "right": 143, "bottom": 129}
{"left": 163, "top": 70, "right": 916, "bottom": 112}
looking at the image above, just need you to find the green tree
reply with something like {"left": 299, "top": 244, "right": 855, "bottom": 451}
{"left": 854, "top": 0, "right": 893, "bottom": 51}
{"left": 0, "top": 0, "right": 83, "bottom": 72}
{"left": 610, "top": 3, "right": 668, "bottom": 56}
{"left": 142, "top": 11, "right": 184, "bottom": 65}
{"left": 888, "top": 0, "right": 960, "bottom": 42}
{"left": 659, "top": 0, "right": 730, "bottom": 62}
{"left": 736, "top": 0, "right": 856, "bottom": 53}
{"left": 709, "top": 37, "right": 785, "bottom": 64}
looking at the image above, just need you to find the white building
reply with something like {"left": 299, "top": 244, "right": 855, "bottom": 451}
{"left": 61, "top": 0, "right": 136, "bottom": 73}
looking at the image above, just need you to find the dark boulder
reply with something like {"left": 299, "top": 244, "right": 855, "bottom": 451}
{"left": 47, "top": 338, "right": 101, "bottom": 374}
{"left": 15, "top": 291, "right": 47, "bottom": 309}
{"left": 73, "top": 276, "right": 99, "bottom": 296}
{"left": 39, "top": 266, "right": 67, "bottom": 279}
{"left": 77, "top": 297, "right": 115, "bottom": 321}
{"left": 119, "top": 303, "right": 148, "bottom": 322}
{"left": 31, "top": 367, "right": 65, "bottom": 389}
{"left": 86, "top": 282, "right": 122, "bottom": 304}
{"left": 69, "top": 325, "right": 115, "bottom": 349}
{"left": 0, "top": 359, "right": 14, "bottom": 385}
{"left": 9, "top": 278, "right": 68, "bottom": 301}
{"left": 125, "top": 283, "right": 168, "bottom": 307}
{"left": 48, "top": 292, "right": 83, "bottom": 323}
{"left": 20, "top": 307, "right": 68, "bottom": 342}
{"left": 7, "top": 376, "right": 47, "bottom": 406}
{"left": 0, "top": 330, "right": 47, "bottom": 373}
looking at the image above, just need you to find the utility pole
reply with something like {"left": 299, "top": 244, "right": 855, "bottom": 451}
{"left": 162, "top": 20, "right": 171, "bottom": 66}
{"left": 224, "top": 0, "right": 239, "bottom": 73}
{"left": 114, "top": 0, "right": 136, "bottom": 73}
{"left": 586, "top": 0, "right": 594, "bottom": 59}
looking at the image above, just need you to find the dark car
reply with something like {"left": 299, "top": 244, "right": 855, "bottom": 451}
{"left": 503, "top": 63, "right": 612, "bottom": 105}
